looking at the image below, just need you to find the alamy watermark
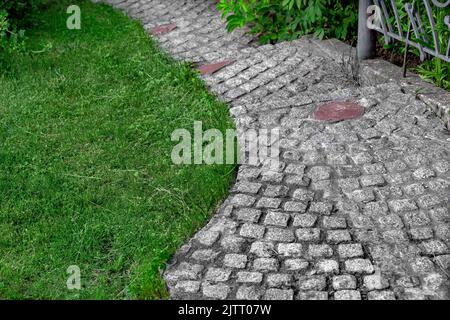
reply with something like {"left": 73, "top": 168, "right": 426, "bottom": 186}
{"left": 66, "top": 265, "right": 81, "bottom": 290}
{"left": 367, "top": 5, "right": 383, "bottom": 31}
{"left": 67, "top": 5, "right": 81, "bottom": 30}
{"left": 171, "top": 121, "right": 280, "bottom": 170}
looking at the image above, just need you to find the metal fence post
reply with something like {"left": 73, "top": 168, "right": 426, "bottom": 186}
{"left": 357, "top": 0, "right": 377, "bottom": 60}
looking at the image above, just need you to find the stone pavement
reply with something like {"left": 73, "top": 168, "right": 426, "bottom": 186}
{"left": 103, "top": 0, "right": 450, "bottom": 300}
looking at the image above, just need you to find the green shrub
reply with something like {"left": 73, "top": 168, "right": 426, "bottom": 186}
{"left": 0, "top": 0, "right": 39, "bottom": 29}
{"left": 414, "top": 5, "right": 450, "bottom": 91}
{"left": 217, "top": 0, "right": 358, "bottom": 44}
{"left": 416, "top": 58, "right": 450, "bottom": 90}
{"left": 379, "top": 1, "right": 450, "bottom": 91}
{"left": 1, "top": 11, "right": 26, "bottom": 71}
{"left": 1, "top": 1, "right": 39, "bottom": 72}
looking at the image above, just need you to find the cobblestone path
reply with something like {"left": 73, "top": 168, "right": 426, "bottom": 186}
{"left": 104, "top": 0, "right": 450, "bottom": 300}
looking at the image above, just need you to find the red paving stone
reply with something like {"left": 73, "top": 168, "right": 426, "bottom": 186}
{"left": 314, "top": 101, "right": 364, "bottom": 122}
{"left": 197, "top": 60, "right": 235, "bottom": 75}
{"left": 150, "top": 23, "right": 177, "bottom": 36}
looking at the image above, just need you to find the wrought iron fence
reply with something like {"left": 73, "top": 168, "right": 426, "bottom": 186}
{"left": 358, "top": 0, "right": 450, "bottom": 64}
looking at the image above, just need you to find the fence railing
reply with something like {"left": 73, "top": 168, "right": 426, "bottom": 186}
{"left": 358, "top": 0, "right": 450, "bottom": 64}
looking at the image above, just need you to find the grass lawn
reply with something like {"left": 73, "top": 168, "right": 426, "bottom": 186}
{"left": 0, "top": 0, "right": 235, "bottom": 299}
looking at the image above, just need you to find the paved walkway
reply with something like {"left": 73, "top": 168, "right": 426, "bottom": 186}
{"left": 104, "top": 0, "right": 450, "bottom": 300}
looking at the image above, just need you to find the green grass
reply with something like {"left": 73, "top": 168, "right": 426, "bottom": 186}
{"left": 0, "top": 0, "right": 236, "bottom": 299}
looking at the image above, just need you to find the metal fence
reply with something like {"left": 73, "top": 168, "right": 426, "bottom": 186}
{"left": 358, "top": 0, "right": 450, "bottom": 64}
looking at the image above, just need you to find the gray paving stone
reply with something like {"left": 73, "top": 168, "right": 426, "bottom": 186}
{"left": 235, "top": 208, "right": 262, "bottom": 223}
{"left": 236, "top": 271, "right": 263, "bottom": 284}
{"left": 367, "top": 290, "right": 396, "bottom": 300}
{"left": 323, "top": 216, "right": 347, "bottom": 229}
{"left": 195, "top": 230, "right": 220, "bottom": 246}
{"left": 316, "top": 259, "right": 339, "bottom": 274}
{"left": 385, "top": 172, "right": 412, "bottom": 185}
{"left": 402, "top": 288, "right": 428, "bottom": 300}
{"left": 240, "top": 223, "right": 265, "bottom": 239}
{"left": 338, "top": 243, "right": 364, "bottom": 259}
{"left": 403, "top": 183, "right": 426, "bottom": 196}
{"left": 266, "top": 273, "right": 292, "bottom": 287}
{"left": 284, "top": 164, "right": 306, "bottom": 175}
{"left": 345, "top": 259, "right": 375, "bottom": 274}
{"left": 385, "top": 160, "right": 407, "bottom": 172}
{"left": 307, "top": 166, "right": 332, "bottom": 181}
{"left": 220, "top": 235, "right": 247, "bottom": 252}
{"left": 250, "top": 241, "right": 276, "bottom": 257}
{"left": 292, "top": 189, "right": 315, "bottom": 202}
{"left": 264, "top": 185, "right": 289, "bottom": 197}
{"left": 354, "top": 229, "right": 380, "bottom": 243}
{"left": 420, "top": 240, "right": 449, "bottom": 255}
{"left": 296, "top": 291, "right": 328, "bottom": 300}
{"left": 233, "top": 181, "right": 262, "bottom": 194}
{"left": 332, "top": 275, "right": 357, "bottom": 290}
{"left": 382, "top": 229, "right": 409, "bottom": 243}
{"left": 360, "top": 175, "right": 386, "bottom": 187}
{"left": 409, "top": 227, "right": 434, "bottom": 240}
{"left": 348, "top": 189, "right": 376, "bottom": 203}
{"left": 265, "top": 227, "right": 295, "bottom": 242}
{"left": 417, "top": 194, "right": 444, "bottom": 209}
{"left": 413, "top": 167, "right": 435, "bottom": 180}
{"left": 236, "top": 285, "right": 262, "bottom": 300}
{"left": 283, "top": 201, "right": 308, "bottom": 213}
{"left": 256, "top": 197, "right": 282, "bottom": 209}
{"left": 298, "top": 276, "right": 327, "bottom": 291}
{"left": 388, "top": 199, "right": 418, "bottom": 213}
{"left": 174, "top": 280, "right": 201, "bottom": 294}
{"left": 191, "top": 249, "right": 219, "bottom": 262}
{"left": 327, "top": 153, "right": 348, "bottom": 165}
{"left": 202, "top": 283, "right": 230, "bottom": 299}
{"left": 293, "top": 214, "right": 318, "bottom": 228}
{"left": 429, "top": 207, "right": 449, "bottom": 223}
{"left": 165, "top": 262, "right": 204, "bottom": 281}
{"left": 309, "top": 202, "right": 333, "bottom": 215}
{"left": 263, "top": 211, "right": 290, "bottom": 227}
{"left": 363, "top": 201, "right": 389, "bottom": 216}
{"left": 376, "top": 214, "right": 404, "bottom": 230}
{"left": 411, "top": 256, "right": 435, "bottom": 274}
{"left": 334, "top": 290, "right": 361, "bottom": 300}
{"left": 296, "top": 228, "right": 321, "bottom": 242}
{"left": 327, "top": 230, "right": 352, "bottom": 243}
{"left": 308, "top": 244, "right": 333, "bottom": 258}
{"left": 402, "top": 211, "right": 431, "bottom": 228}
{"left": 253, "top": 258, "right": 279, "bottom": 272}
{"left": 264, "top": 288, "right": 294, "bottom": 300}
{"left": 261, "top": 171, "right": 284, "bottom": 183}
{"left": 363, "top": 274, "right": 390, "bottom": 290}
{"left": 277, "top": 243, "right": 303, "bottom": 257}
{"left": 351, "top": 152, "right": 373, "bottom": 165}
{"left": 284, "top": 259, "right": 309, "bottom": 271}
{"left": 223, "top": 254, "right": 248, "bottom": 269}
{"left": 205, "top": 268, "right": 232, "bottom": 282}
{"left": 230, "top": 194, "right": 257, "bottom": 207}
{"left": 363, "top": 163, "right": 386, "bottom": 175}
{"left": 433, "top": 160, "right": 450, "bottom": 174}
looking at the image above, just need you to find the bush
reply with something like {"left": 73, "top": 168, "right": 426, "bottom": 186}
{"left": 379, "top": 1, "right": 450, "bottom": 91}
{"left": 1, "top": 1, "right": 39, "bottom": 71}
{"left": 218, "top": 0, "right": 358, "bottom": 44}
{"left": 1, "top": 11, "right": 26, "bottom": 71}
{"left": 0, "top": 0, "right": 39, "bottom": 29}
